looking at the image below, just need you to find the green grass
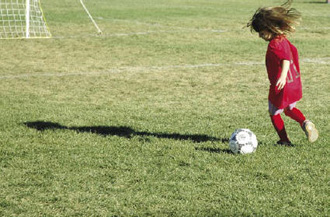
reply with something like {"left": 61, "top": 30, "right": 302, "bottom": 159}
{"left": 0, "top": 0, "right": 329, "bottom": 216}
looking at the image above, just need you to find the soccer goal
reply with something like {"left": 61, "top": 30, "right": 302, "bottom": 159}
{"left": 0, "top": 0, "right": 51, "bottom": 39}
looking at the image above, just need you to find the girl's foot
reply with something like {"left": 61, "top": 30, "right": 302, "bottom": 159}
{"left": 276, "top": 140, "right": 293, "bottom": 147}
{"left": 302, "top": 120, "right": 319, "bottom": 143}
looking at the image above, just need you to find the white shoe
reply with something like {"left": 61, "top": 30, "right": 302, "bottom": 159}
{"left": 303, "top": 120, "right": 319, "bottom": 143}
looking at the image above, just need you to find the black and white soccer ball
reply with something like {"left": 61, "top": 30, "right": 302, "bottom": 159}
{"left": 229, "top": 129, "right": 258, "bottom": 154}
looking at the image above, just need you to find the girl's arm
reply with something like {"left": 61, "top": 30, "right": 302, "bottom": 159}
{"left": 276, "top": 60, "right": 290, "bottom": 90}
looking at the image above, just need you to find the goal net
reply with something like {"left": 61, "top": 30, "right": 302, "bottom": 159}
{"left": 0, "top": 0, "right": 51, "bottom": 39}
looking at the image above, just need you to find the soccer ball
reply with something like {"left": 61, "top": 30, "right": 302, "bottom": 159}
{"left": 229, "top": 129, "right": 258, "bottom": 154}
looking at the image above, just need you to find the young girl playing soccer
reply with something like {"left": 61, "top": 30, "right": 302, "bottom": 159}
{"left": 247, "top": 0, "right": 318, "bottom": 145}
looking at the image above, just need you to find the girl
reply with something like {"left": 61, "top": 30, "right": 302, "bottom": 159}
{"left": 247, "top": 0, "right": 318, "bottom": 145}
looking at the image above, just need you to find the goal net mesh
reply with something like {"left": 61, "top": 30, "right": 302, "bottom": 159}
{"left": 0, "top": 0, "right": 51, "bottom": 39}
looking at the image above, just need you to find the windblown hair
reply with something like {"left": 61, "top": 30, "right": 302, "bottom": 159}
{"left": 247, "top": 0, "right": 301, "bottom": 40}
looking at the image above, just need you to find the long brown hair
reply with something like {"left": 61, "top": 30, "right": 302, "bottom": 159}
{"left": 247, "top": 0, "right": 301, "bottom": 40}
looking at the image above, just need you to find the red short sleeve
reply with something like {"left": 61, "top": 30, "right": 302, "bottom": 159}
{"left": 268, "top": 38, "right": 291, "bottom": 61}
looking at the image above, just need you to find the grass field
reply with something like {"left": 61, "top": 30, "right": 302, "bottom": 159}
{"left": 0, "top": 0, "right": 329, "bottom": 216}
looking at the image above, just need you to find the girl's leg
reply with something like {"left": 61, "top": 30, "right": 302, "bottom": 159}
{"left": 284, "top": 104, "right": 306, "bottom": 127}
{"left": 284, "top": 103, "right": 318, "bottom": 143}
{"left": 268, "top": 101, "right": 290, "bottom": 143}
{"left": 270, "top": 114, "right": 290, "bottom": 143}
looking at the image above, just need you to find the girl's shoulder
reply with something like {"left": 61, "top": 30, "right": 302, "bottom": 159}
{"left": 268, "top": 35, "right": 289, "bottom": 50}
{"left": 267, "top": 35, "right": 293, "bottom": 60}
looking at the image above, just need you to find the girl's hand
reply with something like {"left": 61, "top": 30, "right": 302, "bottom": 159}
{"left": 276, "top": 60, "right": 290, "bottom": 91}
{"left": 276, "top": 76, "right": 287, "bottom": 90}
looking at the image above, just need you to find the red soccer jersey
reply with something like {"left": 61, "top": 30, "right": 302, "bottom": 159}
{"left": 266, "top": 35, "right": 302, "bottom": 109}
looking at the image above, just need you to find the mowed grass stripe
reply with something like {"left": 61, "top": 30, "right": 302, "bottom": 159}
{"left": 1, "top": 57, "right": 330, "bottom": 80}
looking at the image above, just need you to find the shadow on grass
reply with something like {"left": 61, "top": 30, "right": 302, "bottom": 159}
{"left": 24, "top": 121, "right": 228, "bottom": 144}
{"left": 195, "top": 147, "right": 233, "bottom": 154}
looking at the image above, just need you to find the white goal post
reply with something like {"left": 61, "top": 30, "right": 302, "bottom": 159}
{"left": 80, "top": 0, "right": 102, "bottom": 34}
{"left": 0, "top": 0, "right": 51, "bottom": 39}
